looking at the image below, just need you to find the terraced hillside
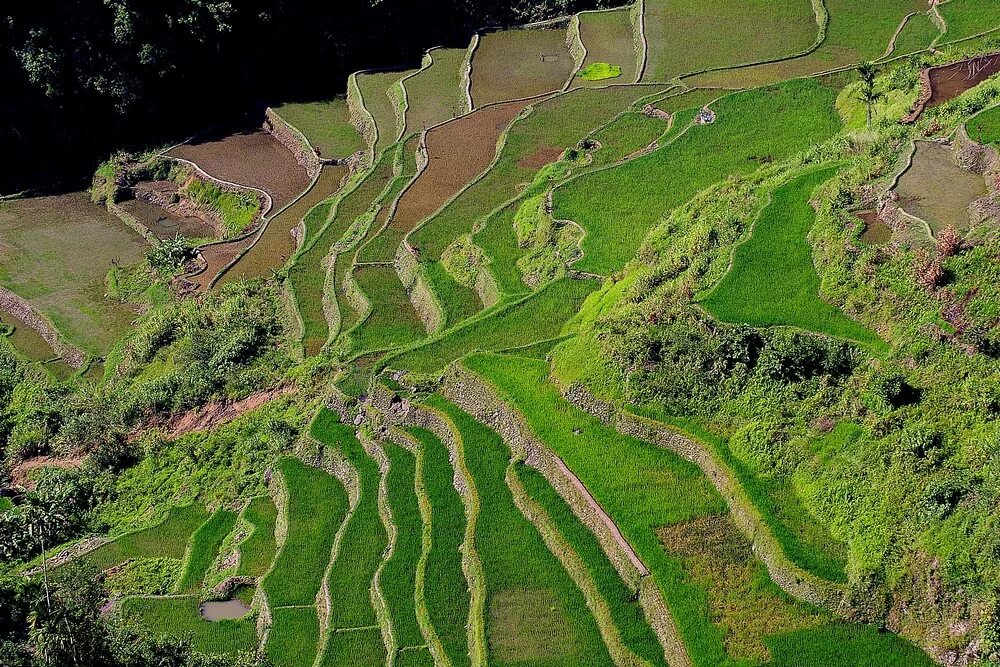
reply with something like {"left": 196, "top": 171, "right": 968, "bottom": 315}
{"left": 6, "top": 2, "right": 1000, "bottom": 667}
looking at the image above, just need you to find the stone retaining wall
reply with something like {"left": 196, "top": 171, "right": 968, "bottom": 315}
{"left": 264, "top": 108, "right": 322, "bottom": 179}
{"left": 560, "top": 382, "right": 848, "bottom": 614}
{"left": 0, "top": 286, "right": 85, "bottom": 367}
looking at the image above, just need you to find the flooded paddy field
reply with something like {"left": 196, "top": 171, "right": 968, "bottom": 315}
{"left": 855, "top": 210, "right": 892, "bottom": 246}
{"left": 217, "top": 164, "right": 349, "bottom": 285}
{"left": 118, "top": 197, "right": 216, "bottom": 240}
{"left": 0, "top": 193, "right": 146, "bottom": 357}
{"left": 928, "top": 52, "right": 1000, "bottom": 107}
{"left": 895, "top": 142, "right": 988, "bottom": 234}
{"left": 470, "top": 25, "right": 574, "bottom": 107}
{"left": 167, "top": 129, "right": 310, "bottom": 211}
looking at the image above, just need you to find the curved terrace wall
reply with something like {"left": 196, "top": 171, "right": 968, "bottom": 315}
{"left": 0, "top": 286, "right": 85, "bottom": 368}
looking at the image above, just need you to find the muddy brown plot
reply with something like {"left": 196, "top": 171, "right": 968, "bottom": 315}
{"left": 855, "top": 210, "right": 891, "bottom": 246}
{"left": 390, "top": 100, "right": 527, "bottom": 238}
{"left": 929, "top": 52, "right": 1000, "bottom": 107}
{"left": 517, "top": 145, "right": 564, "bottom": 170}
{"left": 167, "top": 130, "right": 311, "bottom": 211}
{"left": 217, "top": 164, "right": 349, "bottom": 285}
{"left": 188, "top": 237, "right": 255, "bottom": 291}
{"left": 470, "top": 26, "right": 575, "bottom": 107}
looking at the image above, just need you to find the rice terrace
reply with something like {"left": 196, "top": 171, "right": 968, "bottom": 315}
{"left": 5, "top": 1, "right": 1000, "bottom": 666}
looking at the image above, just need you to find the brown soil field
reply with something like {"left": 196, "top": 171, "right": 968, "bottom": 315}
{"left": 119, "top": 198, "right": 216, "bottom": 240}
{"left": 216, "top": 164, "right": 349, "bottom": 285}
{"left": 390, "top": 100, "right": 528, "bottom": 238}
{"left": 855, "top": 210, "right": 891, "bottom": 245}
{"left": 517, "top": 145, "right": 564, "bottom": 170}
{"left": 470, "top": 26, "right": 575, "bottom": 107}
{"left": 929, "top": 52, "right": 1000, "bottom": 106}
{"left": 167, "top": 130, "right": 310, "bottom": 211}
{"left": 895, "top": 142, "right": 988, "bottom": 234}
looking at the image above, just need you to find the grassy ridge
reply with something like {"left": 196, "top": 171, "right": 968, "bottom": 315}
{"left": 236, "top": 496, "right": 278, "bottom": 578}
{"left": 387, "top": 276, "right": 598, "bottom": 374}
{"left": 358, "top": 70, "right": 412, "bottom": 156}
{"left": 310, "top": 408, "right": 388, "bottom": 633}
{"left": 176, "top": 508, "right": 237, "bottom": 592}
{"left": 516, "top": 464, "right": 668, "bottom": 666}
{"left": 86, "top": 504, "right": 210, "bottom": 571}
{"left": 700, "top": 166, "right": 881, "bottom": 347}
{"left": 405, "top": 426, "right": 471, "bottom": 667}
{"left": 427, "top": 395, "right": 613, "bottom": 667}
{"left": 262, "top": 457, "right": 348, "bottom": 608}
{"left": 381, "top": 444, "right": 426, "bottom": 650}
{"left": 553, "top": 78, "right": 842, "bottom": 275}
{"left": 121, "top": 595, "right": 256, "bottom": 656}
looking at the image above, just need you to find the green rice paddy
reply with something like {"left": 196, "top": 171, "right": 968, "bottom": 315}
{"left": 428, "top": 395, "right": 612, "bottom": 666}
{"left": 176, "top": 508, "right": 237, "bottom": 592}
{"left": 86, "top": 504, "right": 211, "bottom": 571}
{"left": 348, "top": 265, "right": 427, "bottom": 353}
{"left": 405, "top": 426, "right": 471, "bottom": 667}
{"left": 700, "top": 166, "right": 882, "bottom": 347}
{"left": 553, "top": 78, "right": 842, "bottom": 275}
{"left": 968, "top": 105, "right": 1000, "bottom": 144}
{"left": 236, "top": 495, "right": 278, "bottom": 578}
{"left": 262, "top": 457, "right": 348, "bottom": 608}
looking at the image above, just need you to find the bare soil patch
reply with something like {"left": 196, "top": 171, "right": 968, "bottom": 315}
{"left": 517, "top": 145, "right": 564, "bottom": 170}
{"left": 390, "top": 100, "right": 527, "bottom": 237}
{"left": 168, "top": 130, "right": 310, "bottom": 211}
{"left": 160, "top": 385, "right": 295, "bottom": 438}
{"left": 929, "top": 52, "right": 1000, "bottom": 107}
{"left": 895, "top": 142, "right": 988, "bottom": 234}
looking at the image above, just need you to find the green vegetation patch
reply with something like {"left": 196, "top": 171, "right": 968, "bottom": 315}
{"left": 577, "top": 62, "right": 622, "bottom": 81}
{"left": 182, "top": 178, "right": 258, "bottom": 237}
{"left": 641, "top": 0, "right": 818, "bottom": 81}
{"left": 267, "top": 606, "right": 321, "bottom": 667}
{"left": 86, "top": 503, "right": 210, "bottom": 571}
{"left": 700, "top": 166, "right": 881, "bottom": 347}
{"left": 939, "top": 0, "right": 1000, "bottom": 43}
{"left": 236, "top": 495, "right": 277, "bottom": 578}
{"left": 272, "top": 98, "right": 365, "bottom": 159}
{"left": 176, "top": 508, "right": 238, "bottom": 592}
{"left": 403, "top": 48, "right": 469, "bottom": 135}
{"left": 553, "top": 78, "right": 842, "bottom": 275}
{"left": 120, "top": 595, "right": 257, "bottom": 656}
{"left": 405, "top": 426, "right": 471, "bottom": 667}
{"left": 968, "top": 105, "right": 1000, "bottom": 145}
{"left": 310, "top": 408, "right": 388, "bottom": 630}
{"left": 428, "top": 395, "right": 611, "bottom": 666}
{"left": 381, "top": 444, "right": 425, "bottom": 650}
{"left": 261, "top": 457, "right": 348, "bottom": 607}
{"left": 387, "top": 276, "right": 598, "bottom": 375}
{"left": 424, "top": 260, "right": 482, "bottom": 329}
{"left": 517, "top": 464, "right": 667, "bottom": 666}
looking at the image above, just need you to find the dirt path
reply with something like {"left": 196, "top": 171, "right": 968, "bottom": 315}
{"left": 161, "top": 385, "right": 295, "bottom": 439}
{"left": 11, "top": 455, "right": 86, "bottom": 488}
